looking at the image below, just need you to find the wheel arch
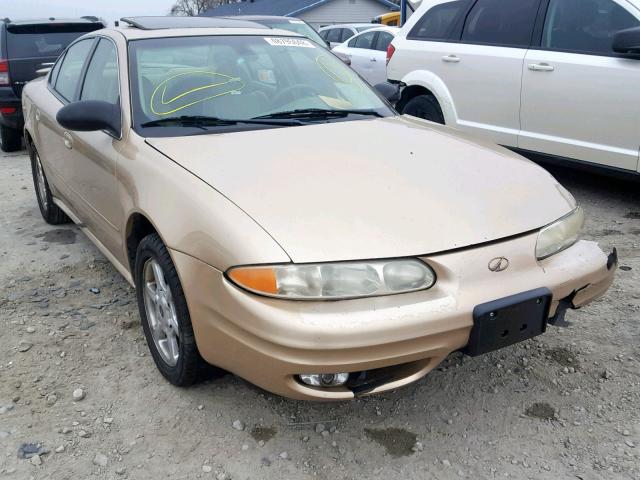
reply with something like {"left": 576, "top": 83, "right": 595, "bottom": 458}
{"left": 125, "top": 210, "right": 166, "bottom": 274}
{"left": 397, "top": 71, "right": 457, "bottom": 125}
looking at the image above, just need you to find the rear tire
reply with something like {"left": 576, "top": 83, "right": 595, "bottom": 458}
{"left": 1, "top": 126, "right": 22, "bottom": 152}
{"left": 135, "top": 233, "right": 212, "bottom": 386}
{"left": 402, "top": 94, "right": 445, "bottom": 124}
{"left": 29, "top": 143, "right": 71, "bottom": 225}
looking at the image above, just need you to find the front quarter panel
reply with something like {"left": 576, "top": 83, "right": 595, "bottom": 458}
{"left": 117, "top": 133, "right": 290, "bottom": 272}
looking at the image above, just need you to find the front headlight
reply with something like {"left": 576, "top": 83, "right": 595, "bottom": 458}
{"left": 227, "top": 259, "right": 436, "bottom": 300}
{"left": 536, "top": 207, "right": 584, "bottom": 260}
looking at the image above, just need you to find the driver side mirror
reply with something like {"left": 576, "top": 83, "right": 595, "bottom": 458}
{"left": 374, "top": 82, "right": 401, "bottom": 104}
{"left": 57, "top": 100, "right": 122, "bottom": 137}
{"left": 613, "top": 26, "right": 640, "bottom": 55}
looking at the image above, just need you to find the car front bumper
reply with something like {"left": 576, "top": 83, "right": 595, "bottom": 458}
{"left": 171, "top": 232, "right": 615, "bottom": 401}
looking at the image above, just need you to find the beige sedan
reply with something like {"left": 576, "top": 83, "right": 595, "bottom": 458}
{"left": 22, "top": 17, "right": 616, "bottom": 400}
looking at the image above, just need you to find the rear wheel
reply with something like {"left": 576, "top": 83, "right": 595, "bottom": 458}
{"left": 1, "top": 125, "right": 22, "bottom": 152}
{"left": 29, "top": 144, "right": 70, "bottom": 225}
{"left": 135, "top": 233, "right": 211, "bottom": 386}
{"left": 401, "top": 94, "right": 445, "bottom": 124}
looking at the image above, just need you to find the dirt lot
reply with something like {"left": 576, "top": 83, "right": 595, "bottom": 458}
{"left": 0, "top": 148, "right": 639, "bottom": 480}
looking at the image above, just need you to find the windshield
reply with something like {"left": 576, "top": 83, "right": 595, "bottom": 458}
{"left": 129, "top": 35, "right": 392, "bottom": 136}
{"left": 259, "top": 19, "right": 327, "bottom": 46}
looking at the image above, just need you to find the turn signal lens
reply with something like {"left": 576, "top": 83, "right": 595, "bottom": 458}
{"left": 227, "top": 259, "right": 435, "bottom": 300}
{"left": 536, "top": 207, "right": 584, "bottom": 260}
{"left": 0, "top": 60, "right": 9, "bottom": 86}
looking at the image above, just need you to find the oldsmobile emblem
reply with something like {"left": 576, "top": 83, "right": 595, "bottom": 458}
{"left": 488, "top": 257, "right": 509, "bottom": 272}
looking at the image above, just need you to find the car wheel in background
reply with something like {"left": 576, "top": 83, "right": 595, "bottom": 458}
{"left": 402, "top": 94, "right": 445, "bottom": 124}
{"left": 135, "top": 233, "right": 213, "bottom": 386}
{"left": 29, "top": 144, "right": 71, "bottom": 225}
{"left": 1, "top": 126, "right": 22, "bottom": 152}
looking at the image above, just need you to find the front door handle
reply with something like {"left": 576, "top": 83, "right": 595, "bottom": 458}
{"left": 63, "top": 131, "right": 73, "bottom": 150}
{"left": 528, "top": 63, "right": 554, "bottom": 72}
{"left": 442, "top": 54, "right": 460, "bottom": 63}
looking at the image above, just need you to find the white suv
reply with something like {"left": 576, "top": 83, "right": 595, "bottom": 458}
{"left": 387, "top": 0, "right": 640, "bottom": 176}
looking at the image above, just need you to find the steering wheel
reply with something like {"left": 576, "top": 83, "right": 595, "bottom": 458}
{"left": 271, "top": 84, "right": 317, "bottom": 108}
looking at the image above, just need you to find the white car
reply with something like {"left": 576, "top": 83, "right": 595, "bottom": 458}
{"left": 333, "top": 26, "right": 398, "bottom": 85}
{"left": 387, "top": 0, "right": 640, "bottom": 177}
{"left": 319, "top": 23, "right": 379, "bottom": 48}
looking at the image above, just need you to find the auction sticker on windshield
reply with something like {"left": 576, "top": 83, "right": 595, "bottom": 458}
{"left": 264, "top": 37, "right": 315, "bottom": 48}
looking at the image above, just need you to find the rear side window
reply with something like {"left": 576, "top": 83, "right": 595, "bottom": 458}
{"left": 340, "top": 28, "right": 355, "bottom": 42}
{"left": 354, "top": 31, "right": 377, "bottom": 49}
{"left": 319, "top": 30, "right": 329, "bottom": 40}
{"left": 375, "top": 31, "right": 395, "bottom": 51}
{"left": 80, "top": 39, "right": 119, "bottom": 104}
{"left": 327, "top": 28, "right": 342, "bottom": 43}
{"left": 461, "top": 0, "right": 540, "bottom": 47}
{"left": 542, "top": 0, "right": 640, "bottom": 55}
{"left": 53, "top": 39, "right": 94, "bottom": 101}
{"left": 409, "top": 0, "right": 471, "bottom": 40}
{"left": 5, "top": 23, "right": 102, "bottom": 59}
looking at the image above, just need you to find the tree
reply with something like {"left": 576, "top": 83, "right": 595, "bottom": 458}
{"left": 170, "top": 0, "right": 243, "bottom": 16}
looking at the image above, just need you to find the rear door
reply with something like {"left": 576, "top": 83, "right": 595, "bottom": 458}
{"left": 519, "top": 0, "right": 640, "bottom": 171}
{"left": 344, "top": 31, "right": 381, "bottom": 83}
{"left": 5, "top": 22, "right": 102, "bottom": 98}
{"left": 431, "top": 0, "right": 541, "bottom": 146}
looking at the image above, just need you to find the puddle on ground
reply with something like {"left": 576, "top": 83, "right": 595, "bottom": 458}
{"left": 525, "top": 402, "right": 556, "bottom": 420}
{"left": 545, "top": 347, "right": 580, "bottom": 370}
{"left": 365, "top": 427, "right": 416, "bottom": 458}
{"left": 624, "top": 211, "right": 640, "bottom": 219}
{"left": 37, "top": 229, "right": 77, "bottom": 245}
{"left": 250, "top": 426, "right": 276, "bottom": 443}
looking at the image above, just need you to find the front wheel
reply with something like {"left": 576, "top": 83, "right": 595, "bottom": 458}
{"left": 135, "top": 233, "right": 211, "bottom": 386}
{"left": 401, "top": 94, "right": 445, "bottom": 124}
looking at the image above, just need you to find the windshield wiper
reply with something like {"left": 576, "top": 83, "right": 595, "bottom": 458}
{"left": 140, "top": 115, "right": 300, "bottom": 128}
{"left": 254, "top": 108, "right": 384, "bottom": 121}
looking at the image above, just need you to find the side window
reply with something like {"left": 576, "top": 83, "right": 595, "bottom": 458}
{"left": 80, "top": 39, "right": 119, "bottom": 104}
{"left": 319, "top": 30, "right": 329, "bottom": 40}
{"left": 542, "top": 0, "right": 639, "bottom": 55}
{"left": 48, "top": 53, "right": 64, "bottom": 86}
{"left": 461, "top": 0, "right": 540, "bottom": 47}
{"left": 340, "top": 28, "right": 355, "bottom": 42}
{"left": 375, "top": 32, "right": 394, "bottom": 51}
{"left": 354, "top": 31, "right": 377, "bottom": 49}
{"left": 409, "top": 0, "right": 471, "bottom": 40}
{"left": 327, "top": 28, "right": 342, "bottom": 43}
{"left": 53, "top": 39, "right": 94, "bottom": 102}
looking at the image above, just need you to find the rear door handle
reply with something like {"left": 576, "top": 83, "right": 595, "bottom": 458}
{"left": 528, "top": 63, "right": 554, "bottom": 72}
{"left": 63, "top": 131, "right": 73, "bottom": 150}
{"left": 370, "top": 57, "right": 377, "bottom": 62}
{"left": 442, "top": 55, "right": 460, "bottom": 63}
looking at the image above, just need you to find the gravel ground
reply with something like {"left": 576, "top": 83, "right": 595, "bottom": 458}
{"left": 1, "top": 148, "right": 639, "bottom": 480}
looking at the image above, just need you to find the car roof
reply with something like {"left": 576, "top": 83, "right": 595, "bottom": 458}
{"left": 119, "top": 16, "right": 268, "bottom": 31}
{"left": 319, "top": 23, "right": 378, "bottom": 30}
{"left": 109, "top": 16, "right": 298, "bottom": 40}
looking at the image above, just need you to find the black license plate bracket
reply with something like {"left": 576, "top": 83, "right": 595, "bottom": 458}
{"left": 465, "top": 287, "right": 552, "bottom": 357}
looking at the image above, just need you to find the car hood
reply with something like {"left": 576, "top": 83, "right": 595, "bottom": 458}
{"left": 146, "top": 116, "right": 575, "bottom": 263}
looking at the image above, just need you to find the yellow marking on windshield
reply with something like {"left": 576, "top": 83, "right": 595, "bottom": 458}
{"left": 315, "top": 55, "right": 364, "bottom": 93}
{"left": 150, "top": 71, "right": 245, "bottom": 116}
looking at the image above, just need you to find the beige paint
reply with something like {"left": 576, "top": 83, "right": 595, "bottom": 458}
{"left": 22, "top": 26, "right": 615, "bottom": 400}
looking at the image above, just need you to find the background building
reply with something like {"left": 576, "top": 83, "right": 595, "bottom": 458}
{"left": 202, "top": 0, "right": 399, "bottom": 28}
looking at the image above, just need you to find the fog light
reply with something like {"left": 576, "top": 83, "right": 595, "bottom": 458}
{"left": 299, "top": 373, "right": 349, "bottom": 387}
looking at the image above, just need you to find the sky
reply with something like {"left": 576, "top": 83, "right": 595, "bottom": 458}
{"left": 0, "top": 0, "right": 179, "bottom": 26}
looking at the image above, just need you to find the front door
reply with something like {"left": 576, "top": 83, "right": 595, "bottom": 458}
{"left": 519, "top": 0, "right": 640, "bottom": 171}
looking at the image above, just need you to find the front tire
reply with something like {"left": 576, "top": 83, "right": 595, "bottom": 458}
{"left": 401, "top": 94, "right": 445, "bottom": 124}
{"left": 29, "top": 144, "right": 71, "bottom": 225}
{"left": 1, "top": 125, "right": 22, "bottom": 152}
{"left": 135, "top": 233, "right": 210, "bottom": 386}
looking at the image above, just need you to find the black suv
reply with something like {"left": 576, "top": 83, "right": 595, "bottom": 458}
{"left": 0, "top": 17, "right": 105, "bottom": 152}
